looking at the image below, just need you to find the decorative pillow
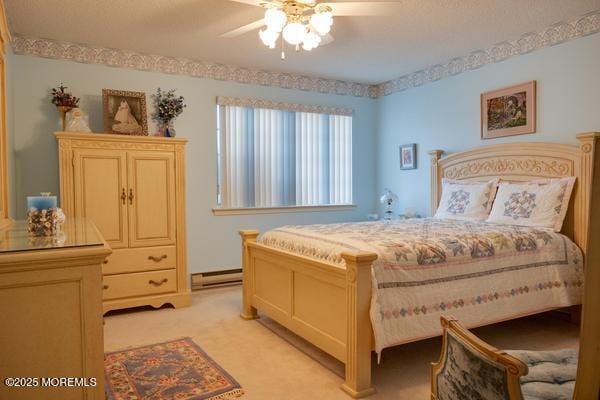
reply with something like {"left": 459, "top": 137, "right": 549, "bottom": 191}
{"left": 434, "top": 178, "right": 499, "bottom": 221}
{"left": 485, "top": 177, "right": 575, "bottom": 232}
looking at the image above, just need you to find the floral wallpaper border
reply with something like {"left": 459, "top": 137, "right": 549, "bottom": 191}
{"left": 11, "top": 35, "right": 376, "bottom": 98}
{"left": 216, "top": 96, "right": 353, "bottom": 116}
{"left": 374, "top": 10, "right": 600, "bottom": 97}
{"left": 10, "top": 10, "right": 600, "bottom": 99}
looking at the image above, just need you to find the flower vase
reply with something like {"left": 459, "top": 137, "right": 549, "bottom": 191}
{"left": 56, "top": 105, "right": 73, "bottom": 131}
{"left": 164, "top": 123, "right": 176, "bottom": 138}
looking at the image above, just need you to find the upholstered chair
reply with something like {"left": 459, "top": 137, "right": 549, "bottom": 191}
{"left": 431, "top": 316, "right": 578, "bottom": 400}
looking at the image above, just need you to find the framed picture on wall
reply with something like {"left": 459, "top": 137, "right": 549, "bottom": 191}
{"left": 481, "top": 80, "right": 536, "bottom": 140}
{"left": 399, "top": 143, "right": 417, "bottom": 170}
{"left": 102, "top": 89, "right": 148, "bottom": 136}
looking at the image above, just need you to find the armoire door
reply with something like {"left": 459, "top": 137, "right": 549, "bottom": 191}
{"left": 127, "top": 151, "right": 176, "bottom": 247}
{"left": 73, "top": 149, "right": 129, "bottom": 248}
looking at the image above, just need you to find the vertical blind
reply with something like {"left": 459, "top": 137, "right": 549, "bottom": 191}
{"left": 217, "top": 102, "right": 352, "bottom": 208}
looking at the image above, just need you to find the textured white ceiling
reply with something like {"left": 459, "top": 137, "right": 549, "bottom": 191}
{"left": 5, "top": 0, "right": 600, "bottom": 84}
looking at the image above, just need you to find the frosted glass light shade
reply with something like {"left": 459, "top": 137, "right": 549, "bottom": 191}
{"left": 310, "top": 11, "right": 333, "bottom": 35}
{"left": 264, "top": 8, "right": 286, "bottom": 32}
{"left": 302, "top": 31, "right": 321, "bottom": 51}
{"left": 259, "top": 29, "right": 279, "bottom": 48}
{"left": 282, "top": 22, "right": 306, "bottom": 45}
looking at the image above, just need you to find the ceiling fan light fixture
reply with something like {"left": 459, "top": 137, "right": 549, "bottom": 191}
{"left": 282, "top": 22, "right": 306, "bottom": 46}
{"left": 259, "top": 28, "right": 279, "bottom": 48}
{"left": 310, "top": 9, "right": 333, "bottom": 36}
{"left": 302, "top": 31, "right": 321, "bottom": 51}
{"left": 264, "top": 8, "right": 287, "bottom": 32}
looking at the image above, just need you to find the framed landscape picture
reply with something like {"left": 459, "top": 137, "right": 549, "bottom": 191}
{"left": 399, "top": 143, "right": 416, "bottom": 170}
{"left": 102, "top": 89, "right": 148, "bottom": 136}
{"left": 481, "top": 81, "right": 536, "bottom": 140}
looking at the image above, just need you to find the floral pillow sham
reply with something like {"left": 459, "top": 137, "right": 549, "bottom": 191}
{"left": 434, "top": 178, "right": 499, "bottom": 221}
{"left": 485, "top": 177, "right": 575, "bottom": 232}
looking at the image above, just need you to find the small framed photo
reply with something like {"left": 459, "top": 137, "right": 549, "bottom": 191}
{"left": 481, "top": 81, "right": 536, "bottom": 140}
{"left": 399, "top": 143, "right": 417, "bottom": 170}
{"left": 102, "top": 89, "right": 148, "bottom": 136}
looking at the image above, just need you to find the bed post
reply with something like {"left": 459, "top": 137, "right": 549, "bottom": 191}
{"left": 239, "top": 230, "right": 260, "bottom": 320}
{"left": 575, "top": 132, "right": 600, "bottom": 400}
{"left": 340, "top": 251, "right": 378, "bottom": 398}
{"left": 428, "top": 150, "right": 444, "bottom": 217}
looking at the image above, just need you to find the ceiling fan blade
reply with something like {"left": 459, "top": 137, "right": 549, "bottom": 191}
{"left": 320, "top": 2, "right": 402, "bottom": 16}
{"left": 227, "top": 0, "right": 280, "bottom": 7}
{"left": 320, "top": 33, "right": 334, "bottom": 46}
{"left": 221, "top": 19, "right": 266, "bottom": 38}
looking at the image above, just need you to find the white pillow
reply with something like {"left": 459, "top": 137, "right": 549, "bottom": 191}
{"left": 434, "top": 178, "right": 499, "bottom": 221}
{"left": 485, "top": 177, "right": 575, "bottom": 232}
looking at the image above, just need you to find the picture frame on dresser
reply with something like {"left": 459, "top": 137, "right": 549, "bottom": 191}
{"left": 102, "top": 89, "right": 148, "bottom": 136}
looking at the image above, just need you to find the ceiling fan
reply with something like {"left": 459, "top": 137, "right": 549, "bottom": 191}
{"left": 221, "top": 0, "right": 401, "bottom": 58}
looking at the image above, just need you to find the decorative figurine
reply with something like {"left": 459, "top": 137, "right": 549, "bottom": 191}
{"left": 65, "top": 107, "right": 92, "bottom": 132}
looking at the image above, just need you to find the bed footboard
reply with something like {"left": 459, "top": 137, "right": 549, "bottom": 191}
{"left": 239, "top": 230, "right": 378, "bottom": 398}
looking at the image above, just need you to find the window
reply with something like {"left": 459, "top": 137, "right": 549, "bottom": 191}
{"left": 216, "top": 97, "right": 353, "bottom": 209}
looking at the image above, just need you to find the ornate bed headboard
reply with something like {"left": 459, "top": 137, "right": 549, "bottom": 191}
{"left": 428, "top": 133, "right": 599, "bottom": 256}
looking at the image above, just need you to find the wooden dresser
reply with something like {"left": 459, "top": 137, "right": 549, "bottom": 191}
{"left": 0, "top": 219, "right": 110, "bottom": 400}
{"left": 55, "top": 132, "right": 190, "bottom": 313}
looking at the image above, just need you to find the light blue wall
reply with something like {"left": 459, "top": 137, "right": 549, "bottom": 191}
{"left": 7, "top": 33, "right": 599, "bottom": 272}
{"left": 8, "top": 54, "right": 378, "bottom": 273}
{"left": 376, "top": 33, "right": 600, "bottom": 218}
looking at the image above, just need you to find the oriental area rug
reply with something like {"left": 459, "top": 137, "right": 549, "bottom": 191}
{"left": 105, "top": 338, "right": 244, "bottom": 400}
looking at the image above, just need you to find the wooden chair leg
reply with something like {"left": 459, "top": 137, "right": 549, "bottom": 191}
{"left": 340, "top": 252, "right": 378, "bottom": 398}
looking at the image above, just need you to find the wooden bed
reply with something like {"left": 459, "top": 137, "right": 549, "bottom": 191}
{"left": 239, "top": 132, "right": 599, "bottom": 398}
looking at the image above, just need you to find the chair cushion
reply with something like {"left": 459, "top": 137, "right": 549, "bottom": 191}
{"left": 505, "top": 349, "right": 578, "bottom": 400}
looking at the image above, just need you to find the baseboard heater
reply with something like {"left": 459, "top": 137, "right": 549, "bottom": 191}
{"left": 191, "top": 269, "right": 243, "bottom": 290}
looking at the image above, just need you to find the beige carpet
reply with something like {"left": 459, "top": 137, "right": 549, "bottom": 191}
{"left": 104, "top": 286, "right": 579, "bottom": 400}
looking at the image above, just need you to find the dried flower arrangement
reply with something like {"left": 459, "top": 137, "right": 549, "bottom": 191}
{"left": 51, "top": 83, "right": 81, "bottom": 130}
{"left": 152, "top": 88, "right": 186, "bottom": 137}
{"left": 51, "top": 83, "right": 80, "bottom": 108}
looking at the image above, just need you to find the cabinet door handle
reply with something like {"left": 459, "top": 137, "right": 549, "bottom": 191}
{"left": 102, "top": 284, "right": 109, "bottom": 290}
{"left": 148, "top": 254, "right": 168, "bottom": 262}
{"left": 148, "top": 278, "right": 168, "bottom": 286}
{"left": 128, "top": 188, "right": 134, "bottom": 205}
{"left": 121, "top": 188, "right": 126, "bottom": 205}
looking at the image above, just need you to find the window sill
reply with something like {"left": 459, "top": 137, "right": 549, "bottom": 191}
{"left": 212, "top": 204, "right": 357, "bottom": 216}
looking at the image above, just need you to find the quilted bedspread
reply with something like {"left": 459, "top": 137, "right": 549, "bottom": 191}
{"left": 259, "top": 218, "right": 583, "bottom": 355}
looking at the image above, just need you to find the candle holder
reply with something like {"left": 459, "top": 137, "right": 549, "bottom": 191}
{"left": 27, "top": 207, "right": 65, "bottom": 237}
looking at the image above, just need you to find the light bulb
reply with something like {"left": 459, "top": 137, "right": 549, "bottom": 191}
{"left": 310, "top": 11, "right": 333, "bottom": 36}
{"left": 264, "top": 8, "right": 286, "bottom": 32}
{"left": 302, "top": 31, "right": 321, "bottom": 51}
{"left": 282, "top": 22, "right": 307, "bottom": 45}
{"left": 259, "top": 29, "right": 279, "bottom": 48}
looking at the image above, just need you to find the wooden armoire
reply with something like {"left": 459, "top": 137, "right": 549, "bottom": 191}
{"left": 55, "top": 132, "right": 190, "bottom": 312}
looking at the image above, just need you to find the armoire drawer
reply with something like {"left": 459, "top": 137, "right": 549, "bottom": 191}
{"left": 102, "top": 269, "right": 176, "bottom": 300}
{"left": 102, "top": 246, "right": 176, "bottom": 275}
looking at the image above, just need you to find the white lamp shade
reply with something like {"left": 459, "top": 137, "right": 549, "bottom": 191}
{"left": 310, "top": 11, "right": 333, "bottom": 36}
{"left": 259, "top": 29, "right": 279, "bottom": 48}
{"left": 302, "top": 31, "right": 321, "bottom": 50}
{"left": 282, "top": 22, "right": 307, "bottom": 45}
{"left": 264, "top": 8, "right": 287, "bottom": 32}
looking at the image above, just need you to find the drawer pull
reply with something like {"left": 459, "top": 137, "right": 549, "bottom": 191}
{"left": 103, "top": 260, "right": 109, "bottom": 264}
{"left": 148, "top": 254, "right": 168, "bottom": 262}
{"left": 102, "top": 284, "right": 109, "bottom": 290}
{"left": 148, "top": 278, "right": 168, "bottom": 286}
